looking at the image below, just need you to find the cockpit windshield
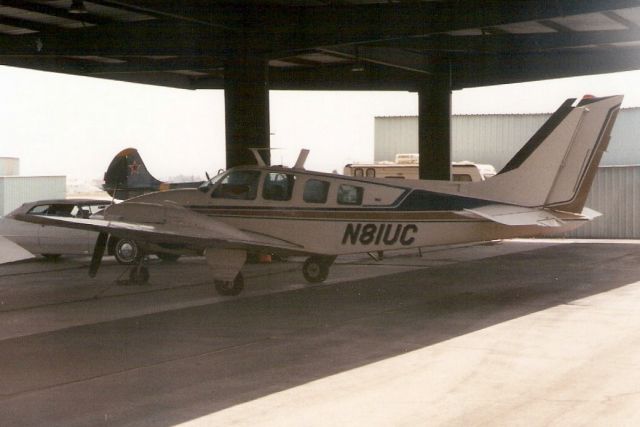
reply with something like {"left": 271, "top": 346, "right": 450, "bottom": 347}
{"left": 198, "top": 171, "right": 227, "bottom": 193}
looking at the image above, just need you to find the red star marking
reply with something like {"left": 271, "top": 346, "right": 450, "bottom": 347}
{"left": 128, "top": 160, "right": 140, "bottom": 176}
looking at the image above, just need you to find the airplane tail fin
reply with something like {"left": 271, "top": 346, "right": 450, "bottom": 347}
{"left": 103, "top": 148, "right": 163, "bottom": 200}
{"left": 466, "top": 95, "right": 623, "bottom": 213}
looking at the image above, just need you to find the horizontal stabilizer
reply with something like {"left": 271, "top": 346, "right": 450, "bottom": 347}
{"left": 580, "top": 207, "right": 602, "bottom": 221}
{"left": 465, "top": 204, "right": 565, "bottom": 227}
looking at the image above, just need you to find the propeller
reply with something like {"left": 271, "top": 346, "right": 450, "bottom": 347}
{"left": 205, "top": 171, "right": 211, "bottom": 181}
{"left": 89, "top": 232, "right": 108, "bottom": 278}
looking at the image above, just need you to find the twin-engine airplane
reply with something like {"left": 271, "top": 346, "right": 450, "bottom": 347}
{"left": 12, "top": 95, "right": 622, "bottom": 296}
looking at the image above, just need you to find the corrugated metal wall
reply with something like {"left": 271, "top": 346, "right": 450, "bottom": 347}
{"left": 600, "top": 108, "right": 640, "bottom": 166}
{"left": 375, "top": 108, "right": 640, "bottom": 170}
{"left": 0, "top": 177, "right": 66, "bottom": 216}
{"left": 564, "top": 166, "right": 640, "bottom": 238}
{"left": 375, "top": 114, "right": 548, "bottom": 170}
{"left": 451, "top": 114, "right": 548, "bottom": 170}
{"left": 375, "top": 117, "right": 419, "bottom": 163}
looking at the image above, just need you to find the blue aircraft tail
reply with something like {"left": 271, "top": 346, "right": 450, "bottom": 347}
{"left": 103, "top": 148, "right": 163, "bottom": 200}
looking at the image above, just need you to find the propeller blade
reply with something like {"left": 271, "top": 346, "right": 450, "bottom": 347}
{"left": 89, "top": 232, "right": 108, "bottom": 278}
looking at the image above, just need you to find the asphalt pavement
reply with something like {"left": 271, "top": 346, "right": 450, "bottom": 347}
{"left": 1, "top": 239, "right": 640, "bottom": 426}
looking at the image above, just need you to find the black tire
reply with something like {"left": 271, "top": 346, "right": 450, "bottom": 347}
{"left": 114, "top": 239, "right": 140, "bottom": 265}
{"left": 157, "top": 253, "right": 181, "bottom": 262}
{"left": 129, "top": 266, "right": 150, "bottom": 284}
{"left": 302, "top": 257, "right": 330, "bottom": 283}
{"left": 214, "top": 272, "right": 244, "bottom": 296}
{"left": 42, "top": 253, "right": 61, "bottom": 261}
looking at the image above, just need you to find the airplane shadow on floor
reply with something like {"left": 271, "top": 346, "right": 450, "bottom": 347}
{"left": 1, "top": 243, "right": 640, "bottom": 426}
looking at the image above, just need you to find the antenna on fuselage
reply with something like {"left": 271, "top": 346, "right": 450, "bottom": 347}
{"left": 294, "top": 149, "right": 310, "bottom": 169}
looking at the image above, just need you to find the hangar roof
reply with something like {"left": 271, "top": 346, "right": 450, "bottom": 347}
{"left": 2, "top": 1, "right": 640, "bottom": 90}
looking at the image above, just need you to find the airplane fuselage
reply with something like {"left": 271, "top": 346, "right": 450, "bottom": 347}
{"left": 127, "top": 166, "right": 587, "bottom": 256}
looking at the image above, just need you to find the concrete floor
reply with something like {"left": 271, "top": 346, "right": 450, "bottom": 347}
{"left": 1, "top": 240, "right": 640, "bottom": 426}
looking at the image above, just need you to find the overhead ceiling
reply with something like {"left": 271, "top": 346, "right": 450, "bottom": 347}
{"left": 2, "top": 0, "right": 640, "bottom": 91}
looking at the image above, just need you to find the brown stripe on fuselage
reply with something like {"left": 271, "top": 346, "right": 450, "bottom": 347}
{"left": 187, "top": 206, "right": 585, "bottom": 222}
{"left": 189, "top": 207, "right": 468, "bottom": 221}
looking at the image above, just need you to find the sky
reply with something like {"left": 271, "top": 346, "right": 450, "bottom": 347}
{"left": 2, "top": 65, "right": 640, "bottom": 183}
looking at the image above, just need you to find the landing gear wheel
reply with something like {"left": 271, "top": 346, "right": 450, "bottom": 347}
{"left": 128, "top": 266, "right": 149, "bottom": 284}
{"left": 114, "top": 238, "right": 140, "bottom": 265}
{"left": 303, "top": 257, "right": 330, "bottom": 283}
{"left": 214, "top": 272, "right": 244, "bottom": 296}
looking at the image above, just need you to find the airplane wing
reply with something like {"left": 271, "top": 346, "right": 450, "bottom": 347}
{"left": 463, "top": 204, "right": 599, "bottom": 227}
{"left": 11, "top": 202, "right": 307, "bottom": 255}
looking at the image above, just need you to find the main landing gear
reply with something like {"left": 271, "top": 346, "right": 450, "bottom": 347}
{"left": 214, "top": 272, "right": 244, "bottom": 296}
{"left": 120, "top": 249, "right": 149, "bottom": 286}
{"left": 128, "top": 259, "right": 150, "bottom": 285}
{"left": 302, "top": 256, "right": 336, "bottom": 284}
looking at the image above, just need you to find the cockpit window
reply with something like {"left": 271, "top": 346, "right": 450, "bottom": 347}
{"left": 337, "top": 184, "right": 363, "bottom": 205}
{"left": 303, "top": 179, "right": 330, "bottom": 203}
{"left": 263, "top": 173, "right": 295, "bottom": 201}
{"left": 211, "top": 170, "right": 261, "bottom": 200}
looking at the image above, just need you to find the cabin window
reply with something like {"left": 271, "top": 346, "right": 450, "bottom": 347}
{"left": 211, "top": 170, "right": 260, "bottom": 200}
{"left": 263, "top": 173, "right": 295, "bottom": 201}
{"left": 366, "top": 168, "right": 375, "bottom": 177}
{"left": 337, "top": 184, "right": 363, "bottom": 205}
{"left": 303, "top": 179, "right": 330, "bottom": 203}
{"left": 353, "top": 168, "right": 364, "bottom": 177}
{"left": 453, "top": 174, "right": 472, "bottom": 182}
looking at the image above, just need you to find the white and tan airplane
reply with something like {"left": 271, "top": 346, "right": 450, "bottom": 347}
{"left": 10, "top": 95, "right": 622, "bottom": 296}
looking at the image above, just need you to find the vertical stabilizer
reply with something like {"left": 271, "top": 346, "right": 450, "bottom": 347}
{"left": 103, "top": 148, "right": 162, "bottom": 199}
{"left": 460, "top": 95, "right": 623, "bottom": 211}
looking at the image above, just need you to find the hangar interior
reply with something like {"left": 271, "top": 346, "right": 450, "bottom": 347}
{"left": 2, "top": 1, "right": 640, "bottom": 178}
{"left": 5, "top": 3, "right": 640, "bottom": 425}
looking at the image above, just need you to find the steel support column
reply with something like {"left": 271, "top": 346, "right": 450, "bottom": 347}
{"left": 224, "top": 55, "right": 270, "bottom": 168}
{"left": 418, "top": 74, "right": 451, "bottom": 180}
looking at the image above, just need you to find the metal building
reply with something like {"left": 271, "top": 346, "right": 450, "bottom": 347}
{"left": 374, "top": 108, "right": 640, "bottom": 238}
{"left": 569, "top": 166, "right": 640, "bottom": 239}
{"left": 376, "top": 108, "right": 640, "bottom": 169}
{"left": 0, "top": 176, "right": 66, "bottom": 217}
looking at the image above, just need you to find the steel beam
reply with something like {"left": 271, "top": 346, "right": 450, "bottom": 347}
{"left": 418, "top": 73, "right": 451, "bottom": 181}
{"left": 224, "top": 54, "right": 270, "bottom": 168}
